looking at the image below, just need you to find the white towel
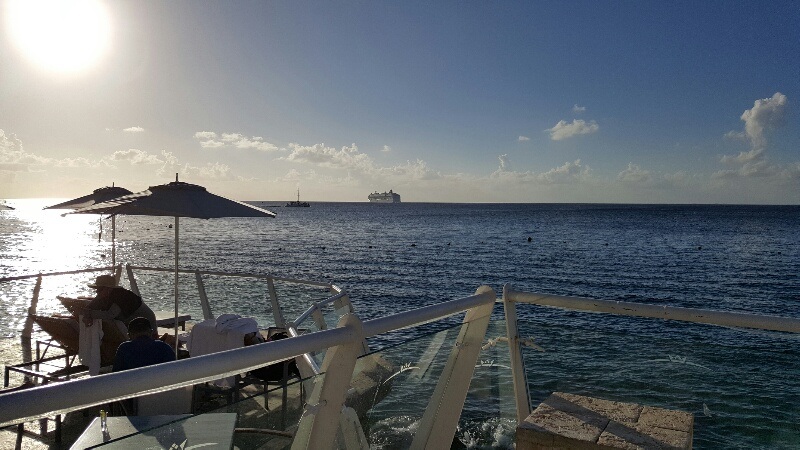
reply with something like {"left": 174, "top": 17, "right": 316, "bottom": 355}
{"left": 78, "top": 318, "right": 103, "bottom": 375}
{"left": 215, "top": 314, "right": 259, "bottom": 335}
{"left": 187, "top": 317, "right": 257, "bottom": 387}
{"left": 215, "top": 314, "right": 259, "bottom": 350}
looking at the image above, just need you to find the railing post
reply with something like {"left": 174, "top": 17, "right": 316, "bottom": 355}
{"left": 410, "top": 286, "right": 496, "bottom": 450}
{"left": 125, "top": 264, "right": 140, "bottom": 297}
{"left": 195, "top": 270, "right": 213, "bottom": 320}
{"left": 21, "top": 275, "right": 43, "bottom": 339}
{"left": 113, "top": 264, "right": 122, "bottom": 285}
{"left": 292, "top": 314, "right": 364, "bottom": 450}
{"left": 312, "top": 303, "right": 327, "bottom": 330}
{"left": 267, "top": 277, "right": 286, "bottom": 328}
{"left": 503, "top": 283, "right": 531, "bottom": 423}
{"left": 331, "top": 290, "right": 368, "bottom": 354}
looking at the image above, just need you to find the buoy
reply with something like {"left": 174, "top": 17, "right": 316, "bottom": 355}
{"left": 168, "top": 224, "right": 172, "bottom": 229}
{"left": 527, "top": 237, "right": 532, "bottom": 242}
{"left": 100, "top": 254, "right": 106, "bottom": 258}
{"left": 698, "top": 246, "right": 702, "bottom": 250}
{"left": 411, "top": 243, "right": 416, "bottom": 247}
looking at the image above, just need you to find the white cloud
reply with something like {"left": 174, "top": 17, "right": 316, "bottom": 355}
{"left": 275, "top": 168, "right": 302, "bottom": 182}
{"left": 280, "top": 141, "right": 441, "bottom": 184}
{"left": 720, "top": 148, "right": 765, "bottom": 165}
{"left": 572, "top": 104, "right": 586, "bottom": 113}
{"left": 382, "top": 145, "right": 392, "bottom": 153}
{"left": 283, "top": 143, "right": 373, "bottom": 172}
{"left": 111, "top": 149, "right": 163, "bottom": 165}
{"left": 537, "top": 159, "right": 591, "bottom": 183}
{"left": 617, "top": 163, "right": 652, "bottom": 184}
{"left": 547, "top": 119, "right": 599, "bottom": 141}
{"left": 193, "top": 161, "right": 231, "bottom": 179}
{"left": 53, "top": 157, "right": 109, "bottom": 168}
{"left": 724, "top": 130, "right": 746, "bottom": 140}
{"left": 375, "top": 159, "right": 437, "bottom": 181}
{"left": 194, "top": 131, "right": 217, "bottom": 140}
{"left": 490, "top": 156, "right": 590, "bottom": 184}
{"left": 717, "top": 93, "right": 794, "bottom": 181}
{"left": 149, "top": 150, "right": 231, "bottom": 180}
{"left": 740, "top": 92, "right": 787, "bottom": 149}
{"left": 498, "top": 154, "right": 509, "bottom": 171}
{"left": 0, "top": 129, "right": 50, "bottom": 169}
{"left": 123, "top": 126, "right": 144, "bottom": 133}
{"left": 518, "top": 136, "right": 530, "bottom": 141}
{"left": 194, "top": 131, "right": 279, "bottom": 152}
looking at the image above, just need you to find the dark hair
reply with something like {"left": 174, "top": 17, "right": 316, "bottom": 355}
{"left": 269, "top": 331, "right": 289, "bottom": 341}
{"left": 128, "top": 317, "right": 152, "bottom": 335}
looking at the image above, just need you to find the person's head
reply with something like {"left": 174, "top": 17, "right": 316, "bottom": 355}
{"left": 127, "top": 317, "right": 153, "bottom": 339}
{"left": 88, "top": 274, "right": 116, "bottom": 299}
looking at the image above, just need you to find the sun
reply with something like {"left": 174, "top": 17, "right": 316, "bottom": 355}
{"left": 5, "top": 0, "right": 111, "bottom": 74}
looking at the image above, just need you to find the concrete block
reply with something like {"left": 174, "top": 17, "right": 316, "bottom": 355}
{"left": 517, "top": 392, "right": 693, "bottom": 450}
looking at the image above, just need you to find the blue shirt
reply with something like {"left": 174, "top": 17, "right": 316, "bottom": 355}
{"left": 113, "top": 337, "right": 175, "bottom": 372}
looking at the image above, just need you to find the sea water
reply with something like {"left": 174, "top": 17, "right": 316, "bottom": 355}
{"left": 1, "top": 200, "right": 799, "bottom": 448}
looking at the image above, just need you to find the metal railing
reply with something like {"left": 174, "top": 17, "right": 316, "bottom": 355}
{"left": 0, "top": 286, "right": 497, "bottom": 450}
{"left": 501, "top": 283, "right": 800, "bottom": 424}
{"left": 3, "top": 271, "right": 800, "bottom": 449}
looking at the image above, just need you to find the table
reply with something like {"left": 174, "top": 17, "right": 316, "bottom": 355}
{"left": 70, "top": 413, "right": 237, "bottom": 449}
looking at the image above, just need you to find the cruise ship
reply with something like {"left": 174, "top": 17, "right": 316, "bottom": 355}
{"left": 368, "top": 190, "right": 401, "bottom": 203}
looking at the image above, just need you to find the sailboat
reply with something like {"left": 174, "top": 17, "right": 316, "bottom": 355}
{"left": 285, "top": 188, "right": 310, "bottom": 207}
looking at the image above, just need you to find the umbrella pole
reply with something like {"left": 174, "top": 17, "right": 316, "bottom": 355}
{"left": 174, "top": 216, "right": 180, "bottom": 358}
{"left": 111, "top": 215, "right": 116, "bottom": 268}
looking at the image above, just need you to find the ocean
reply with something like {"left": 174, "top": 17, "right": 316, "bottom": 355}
{"left": 1, "top": 200, "right": 799, "bottom": 448}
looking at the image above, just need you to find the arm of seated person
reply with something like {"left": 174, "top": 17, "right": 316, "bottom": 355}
{"left": 83, "top": 303, "right": 122, "bottom": 325}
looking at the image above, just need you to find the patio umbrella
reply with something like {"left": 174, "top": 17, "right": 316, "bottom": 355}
{"left": 69, "top": 175, "right": 276, "bottom": 355}
{"left": 45, "top": 184, "right": 133, "bottom": 266}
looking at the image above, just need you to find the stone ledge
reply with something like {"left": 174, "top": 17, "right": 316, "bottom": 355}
{"left": 517, "top": 392, "right": 693, "bottom": 450}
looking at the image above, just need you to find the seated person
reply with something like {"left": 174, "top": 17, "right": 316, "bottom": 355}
{"left": 247, "top": 332, "right": 301, "bottom": 382}
{"left": 113, "top": 317, "right": 176, "bottom": 372}
{"left": 81, "top": 274, "right": 157, "bottom": 334}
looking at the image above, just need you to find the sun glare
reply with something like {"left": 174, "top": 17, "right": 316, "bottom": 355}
{"left": 5, "top": 0, "right": 111, "bottom": 74}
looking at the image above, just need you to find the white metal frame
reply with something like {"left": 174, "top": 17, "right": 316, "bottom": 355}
{"left": 4, "top": 269, "right": 800, "bottom": 449}
{"left": 0, "top": 273, "right": 498, "bottom": 450}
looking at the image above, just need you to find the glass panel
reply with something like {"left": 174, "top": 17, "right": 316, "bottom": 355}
{"left": 519, "top": 313, "right": 800, "bottom": 449}
{"left": 96, "top": 372, "right": 313, "bottom": 449}
{"left": 72, "top": 308, "right": 514, "bottom": 449}
{"left": 353, "top": 316, "right": 516, "bottom": 449}
{"left": 459, "top": 320, "right": 517, "bottom": 449}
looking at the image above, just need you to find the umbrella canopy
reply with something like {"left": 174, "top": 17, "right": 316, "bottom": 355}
{"left": 45, "top": 185, "right": 133, "bottom": 267}
{"left": 69, "top": 177, "right": 276, "bottom": 355}
{"left": 72, "top": 181, "right": 275, "bottom": 219}
{"left": 44, "top": 185, "right": 133, "bottom": 210}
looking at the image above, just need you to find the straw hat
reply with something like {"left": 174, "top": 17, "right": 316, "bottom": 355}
{"left": 87, "top": 274, "right": 117, "bottom": 289}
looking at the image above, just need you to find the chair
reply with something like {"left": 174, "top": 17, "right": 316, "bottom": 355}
{"left": 187, "top": 317, "right": 253, "bottom": 412}
{"left": 241, "top": 331, "right": 304, "bottom": 429}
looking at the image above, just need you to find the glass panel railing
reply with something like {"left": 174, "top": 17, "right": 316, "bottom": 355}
{"left": 353, "top": 317, "right": 516, "bottom": 449}
{"left": 518, "top": 314, "right": 800, "bottom": 449}
{"left": 459, "top": 319, "right": 517, "bottom": 449}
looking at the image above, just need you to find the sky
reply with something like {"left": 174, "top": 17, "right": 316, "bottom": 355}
{"left": 1, "top": 1, "right": 798, "bottom": 204}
